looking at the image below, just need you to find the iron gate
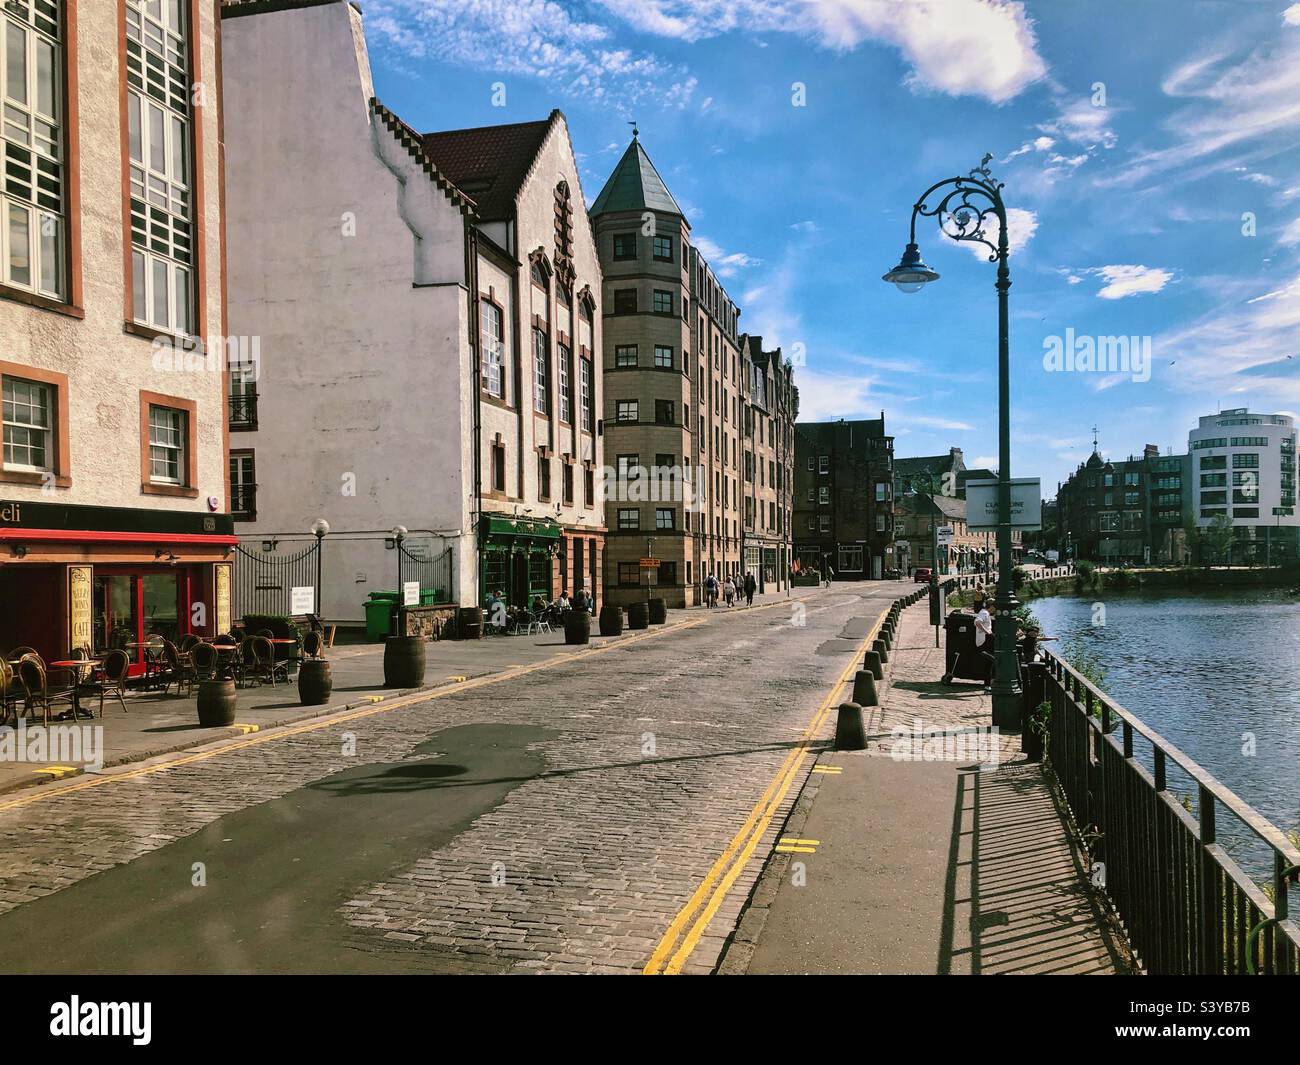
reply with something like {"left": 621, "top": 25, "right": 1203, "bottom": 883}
{"left": 232, "top": 540, "right": 320, "bottom": 620}
{"left": 397, "top": 537, "right": 453, "bottom": 604}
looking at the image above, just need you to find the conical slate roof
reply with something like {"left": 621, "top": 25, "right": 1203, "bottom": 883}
{"left": 590, "top": 136, "right": 686, "bottom": 220}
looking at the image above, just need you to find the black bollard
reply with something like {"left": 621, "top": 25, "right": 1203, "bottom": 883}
{"left": 873, "top": 637, "right": 889, "bottom": 665}
{"left": 852, "top": 668, "right": 879, "bottom": 706}
{"left": 864, "top": 649, "right": 883, "bottom": 681}
{"left": 834, "top": 701, "right": 867, "bottom": 750}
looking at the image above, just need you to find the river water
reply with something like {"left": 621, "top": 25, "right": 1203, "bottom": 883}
{"left": 1027, "top": 586, "right": 1300, "bottom": 872}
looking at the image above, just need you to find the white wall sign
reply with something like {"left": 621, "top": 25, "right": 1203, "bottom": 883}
{"left": 403, "top": 581, "right": 420, "bottom": 607}
{"left": 965, "top": 478, "right": 1042, "bottom": 532}
{"left": 290, "top": 586, "right": 315, "bottom": 615}
{"left": 936, "top": 525, "right": 954, "bottom": 545}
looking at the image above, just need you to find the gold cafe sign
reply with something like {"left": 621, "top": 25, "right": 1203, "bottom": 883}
{"left": 68, "top": 566, "right": 93, "bottom": 651}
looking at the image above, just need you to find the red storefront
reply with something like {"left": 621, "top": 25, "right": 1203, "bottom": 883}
{"left": 0, "top": 500, "right": 235, "bottom": 675}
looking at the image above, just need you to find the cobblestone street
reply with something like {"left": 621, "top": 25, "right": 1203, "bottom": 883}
{"left": 0, "top": 585, "right": 904, "bottom": 974}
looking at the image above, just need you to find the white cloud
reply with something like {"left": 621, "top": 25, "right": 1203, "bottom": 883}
{"left": 693, "top": 234, "right": 762, "bottom": 277}
{"left": 366, "top": 0, "right": 697, "bottom": 109}
{"left": 794, "top": 368, "right": 881, "bottom": 421}
{"left": 1158, "top": 273, "right": 1300, "bottom": 402}
{"left": 790, "top": 220, "right": 818, "bottom": 233}
{"left": 1285, "top": 4, "right": 1300, "bottom": 26}
{"left": 595, "top": 0, "right": 1047, "bottom": 103}
{"left": 972, "top": 455, "right": 998, "bottom": 469}
{"left": 1103, "top": 33, "right": 1300, "bottom": 188}
{"left": 1091, "top": 264, "right": 1174, "bottom": 299}
{"left": 1280, "top": 218, "right": 1300, "bottom": 246}
{"left": 1039, "top": 97, "right": 1118, "bottom": 150}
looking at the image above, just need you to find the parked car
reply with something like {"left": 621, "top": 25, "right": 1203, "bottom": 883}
{"left": 913, "top": 567, "right": 933, "bottom": 583}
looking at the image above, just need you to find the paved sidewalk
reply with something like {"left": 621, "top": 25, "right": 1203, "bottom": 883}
{"left": 728, "top": 600, "right": 1129, "bottom": 975}
{"left": 2, "top": 597, "right": 793, "bottom": 795}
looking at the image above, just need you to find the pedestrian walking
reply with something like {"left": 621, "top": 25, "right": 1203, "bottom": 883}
{"left": 704, "top": 572, "right": 719, "bottom": 609}
{"left": 743, "top": 571, "right": 756, "bottom": 606}
{"left": 823, "top": 563, "right": 834, "bottom": 588}
{"left": 723, "top": 576, "right": 736, "bottom": 607}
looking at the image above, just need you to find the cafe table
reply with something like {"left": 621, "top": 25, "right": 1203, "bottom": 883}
{"left": 46, "top": 658, "right": 101, "bottom": 720}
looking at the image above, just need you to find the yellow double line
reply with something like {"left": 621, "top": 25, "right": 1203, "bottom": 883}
{"left": 0, "top": 616, "right": 712, "bottom": 814}
{"left": 643, "top": 605, "right": 888, "bottom": 975}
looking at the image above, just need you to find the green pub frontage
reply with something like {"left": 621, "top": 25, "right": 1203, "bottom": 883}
{"left": 0, "top": 499, "right": 237, "bottom": 676}
{"left": 479, "top": 515, "right": 561, "bottom": 608}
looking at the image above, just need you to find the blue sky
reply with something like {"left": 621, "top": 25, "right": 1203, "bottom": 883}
{"left": 363, "top": 0, "right": 1300, "bottom": 493}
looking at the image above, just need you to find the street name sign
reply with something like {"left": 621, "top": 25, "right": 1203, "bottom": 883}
{"left": 964, "top": 478, "right": 1042, "bottom": 532}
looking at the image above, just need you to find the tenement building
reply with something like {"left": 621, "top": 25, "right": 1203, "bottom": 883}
{"left": 792, "top": 417, "right": 895, "bottom": 580}
{"left": 0, "top": 0, "right": 231, "bottom": 667}
{"left": 590, "top": 132, "right": 753, "bottom": 606}
{"left": 221, "top": 0, "right": 604, "bottom": 623}
{"left": 739, "top": 336, "right": 796, "bottom": 593}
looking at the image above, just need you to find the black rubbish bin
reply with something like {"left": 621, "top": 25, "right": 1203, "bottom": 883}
{"left": 942, "top": 611, "right": 993, "bottom": 685}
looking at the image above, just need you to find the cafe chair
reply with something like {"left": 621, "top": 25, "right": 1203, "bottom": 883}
{"left": 234, "top": 637, "right": 257, "bottom": 688}
{"left": 8, "top": 646, "right": 40, "bottom": 663}
{"left": 189, "top": 642, "right": 219, "bottom": 683}
{"left": 179, "top": 634, "right": 202, "bottom": 653}
{"left": 17, "top": 656, "right": 79, "bottom": 726}
{"left": 302, "top": 631, "right": 324, "bottom": 659}
{"left": 260, "top": 636, "right": 291, "bottom": 684}
{"left": 0, "top": 659, "right": 19, "bottom": 726}
{"left": 160, "top": 638, "right": 196, "bottom": 698}
{"left": 78, "top": 648, "right": 131, "bottom": 717}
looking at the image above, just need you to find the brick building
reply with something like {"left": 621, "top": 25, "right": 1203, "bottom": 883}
{"left": 590, "top": 133, "right": 754, "bottom": 606}
{"left": 792, "top": 417, "right": 895, "bottom": 580}
{"left": 739, "top": 336, "right": 797, "bottom": 593}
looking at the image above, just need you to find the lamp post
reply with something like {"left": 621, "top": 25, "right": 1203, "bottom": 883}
{"left": 904, "top": 470, "right": 943, "bottom": 648}
{"left": 309, "top": 517, "right": 329, "bottom": 619}
{"left": 391, "top": 525, "right": 407, "bottom": 633}
{"left": 883, "top": 157, "right": 1022, "bottom": 728}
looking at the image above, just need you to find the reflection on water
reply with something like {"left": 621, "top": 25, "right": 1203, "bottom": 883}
{"left": 1029, "top": 587, "right": 1300, "bottom": 875}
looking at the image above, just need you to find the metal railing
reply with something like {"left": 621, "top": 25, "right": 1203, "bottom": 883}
{"left": 1037, "top": 650, "right": 1300, "bottom": 974}
{"left": 229, "top": 393, "right": 258, "bottom": 429}
{"left": 230, "top": 483, "right": 256, "bottom": 520}
{"left": 232, "top": 540, "right": 319, "bottom": 620}
{"left": 397, "top": 538, "right": 453, "bottom": 604}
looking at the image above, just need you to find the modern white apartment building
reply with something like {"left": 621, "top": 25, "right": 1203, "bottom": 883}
{"left": 0, "top": 0, "right": 230, "bottom": 668}
{"left": 1189, "top": 407, "right": 1298, "bottom": 559}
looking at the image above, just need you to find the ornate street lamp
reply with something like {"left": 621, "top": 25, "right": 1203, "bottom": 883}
{"left": 310, "top": 517, "right": 329, "bottom": 619}
{"left": 883, "top": 156, "right": 1021, "bottom": 727}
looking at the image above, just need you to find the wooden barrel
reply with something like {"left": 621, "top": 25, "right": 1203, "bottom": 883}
{"left": 598, "top": 604, "right": 624, "bottom": 636}
{"left": 297, "top": 658, "right": 333, "bottom": 705}
{"left": 196, "top": 678, "right": 237, "bottom": 727}
{"left": 563, "top": 609, "right": 591, "bottom": 645}
{"left": 457, "top": 606, "right": 483, "bottom": 640}
{"left": 384, "top": 635, "right": 427, "bottom": 688}
{"left": 627, "top": 601, "right": 649, "bottom": 630}
{"left": 647, "top": 597, "right": 667, "bottom": 625}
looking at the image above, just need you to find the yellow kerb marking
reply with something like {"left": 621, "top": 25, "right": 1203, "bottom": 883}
{"left": 232, "top": 723, "right": 259, "bottom": 735}
{"left": 644, "top": 600, "right": 889, "bottom": 975}
{"left": 33, "top": 766, "right": 78, "bottom": 778}
{"left": 779, "top": 838, "right": 820, "bottom": 846}
{"left": 774, "top": 845, "right": 816, "bottom": 854}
